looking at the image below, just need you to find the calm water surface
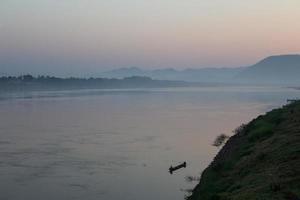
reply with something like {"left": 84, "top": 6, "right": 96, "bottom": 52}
{"left": 0, "top": 86, "right": 299, "bottom": 200}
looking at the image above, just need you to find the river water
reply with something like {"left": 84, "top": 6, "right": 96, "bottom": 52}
{"left": 0, "top": 86, "right": 299, "bottom": 200}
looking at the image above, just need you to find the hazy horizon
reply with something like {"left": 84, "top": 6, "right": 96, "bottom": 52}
{"left": 1, "top": 0, "right": 300, "bottom": 76}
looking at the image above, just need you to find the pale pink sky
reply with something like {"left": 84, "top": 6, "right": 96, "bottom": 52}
{"left": 0, "top": 0, "right": 300, "bottom": 75}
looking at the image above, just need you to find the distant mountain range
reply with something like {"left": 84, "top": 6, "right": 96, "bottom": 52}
{"left": 100, "top": 67, "right": 244, "bottom": 83}
{"left": 236, "top": 54, "right": 300, "bottom": 84}
{"left": 101, "top": 54, "right": 300, "bottom": 85}
{"left": 1, "top": 55, "right": 299, "bottom": 91}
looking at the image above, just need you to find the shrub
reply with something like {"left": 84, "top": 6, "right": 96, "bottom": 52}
{"left": 213, "top": 134, "right": 229, "bottom": 147}
{"left": 248, "top": 122, "right": 275, "bottom": 142}
{"left": 233, "top": 124, "right": 246, "bottom": 135}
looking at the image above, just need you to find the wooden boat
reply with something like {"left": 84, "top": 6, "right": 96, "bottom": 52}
{"left": 169, "top": 162, "right": 186, "bottom": 174}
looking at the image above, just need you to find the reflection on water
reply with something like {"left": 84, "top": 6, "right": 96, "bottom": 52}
{"left": 0, "top": 86, "right": 299, "bottom": 200}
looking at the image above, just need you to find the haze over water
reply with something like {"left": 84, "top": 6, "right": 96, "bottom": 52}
{"left": 0, "top": 86, "right": 299, "bottom": 200}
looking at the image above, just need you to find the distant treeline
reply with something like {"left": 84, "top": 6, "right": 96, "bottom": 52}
{"left": 0, "top": 75, "right": 192, "bottom": 91}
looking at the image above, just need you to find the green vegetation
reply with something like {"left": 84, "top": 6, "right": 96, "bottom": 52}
{"left": 188, "top": 101, "right": 300, "bottom": 200}
{"left": 213, "top": 134, "right": 230, "bottom": 147}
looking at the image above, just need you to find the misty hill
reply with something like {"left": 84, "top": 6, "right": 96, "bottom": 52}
{"left": 236, "top": 55, "right": 300, "bottom": 85}
{"left": 101, "top": 55, "right": 300, "bottom": 85}
{"left": 100, "top": 67, "right": 243, "bottom": 83}
{"left": 0, "top": 75, "right": 196, "bottom": 92}
{"left": 188, "top": 101, "right": 300, "bottom": 200}
{"left": 2, "top": 55, "right": 300, "bottom": 87}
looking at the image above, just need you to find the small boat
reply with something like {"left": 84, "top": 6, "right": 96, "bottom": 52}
{"left": 169, "top": 162, "right": 186, "bottom": 174}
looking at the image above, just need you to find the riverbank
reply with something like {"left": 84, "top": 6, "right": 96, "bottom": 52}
{"left": 188, "top": 101, "right": 300, "bottom": 200}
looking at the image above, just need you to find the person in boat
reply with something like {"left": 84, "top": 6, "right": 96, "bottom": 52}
{"left": 169, "top": 162, "right": 186, "bottom": 174}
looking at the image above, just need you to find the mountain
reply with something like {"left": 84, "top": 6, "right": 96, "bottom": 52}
{"left": 188, "top": 101, "right": 300, "bottom": 200}
{"left": 101, "top": 55, "right": 300, "bottom": 85}
{"left": 236, "top": 55, "right": 300, "bottom": 84}
{"left": 101, "top": 67, "right": 243, "bottom": 83}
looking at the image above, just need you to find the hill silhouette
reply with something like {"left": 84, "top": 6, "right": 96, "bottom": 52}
{"left": 101, "top": 55, "right": 300, "bottom": 85}
{"left": 101, "top": 67, "right": 243, "bottom": 83}
{"left": 188, "top": 101, "right": 300, "bottom": 200}
{"left": 236, "top": 55, "right": 300, "bottom": 84}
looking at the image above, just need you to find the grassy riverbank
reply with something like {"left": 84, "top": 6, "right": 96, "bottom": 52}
{"left": 188, "top": 101, "right": 300, "bottom": 200}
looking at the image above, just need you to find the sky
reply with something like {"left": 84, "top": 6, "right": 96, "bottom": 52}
{"left": 0, "top": 0, "right": 300, "bottom": 76}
